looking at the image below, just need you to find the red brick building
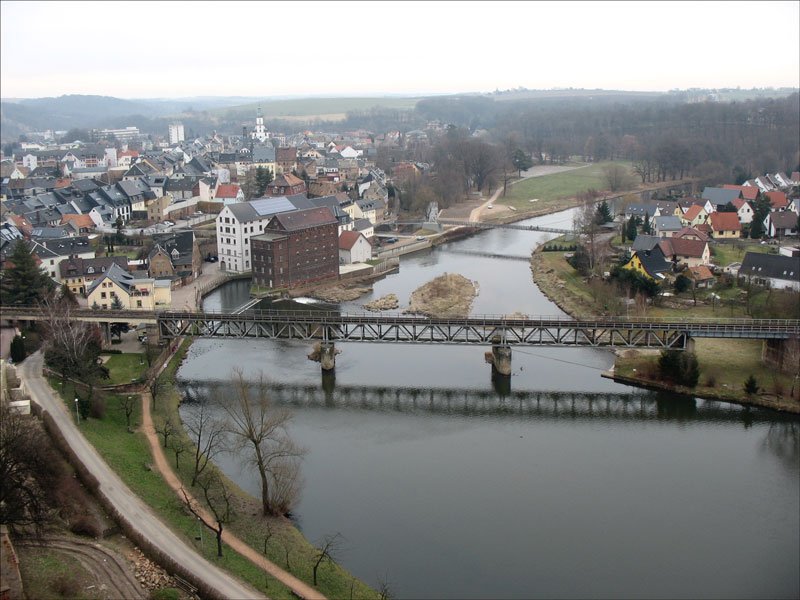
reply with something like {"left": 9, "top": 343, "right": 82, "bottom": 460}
{"left": 251, "top": 207, "right": 338, "bottom": 289}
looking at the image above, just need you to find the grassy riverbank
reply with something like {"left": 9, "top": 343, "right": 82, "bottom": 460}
{"left": 530, "top": 243, "right": 800, "bottom": 414}
{"left": 50, "top": 342, "right": 379, "bottom": 599}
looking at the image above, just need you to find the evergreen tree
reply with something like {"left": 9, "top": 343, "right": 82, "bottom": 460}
{"left": 110, "top": 295, "right": 123, "bottom": 310}
{"left": 60, "top": 283, "right": 79, "bottom": 307}
{"left": 642, "top": 212, "right": 652, "bottom": 234}
{"left": 0, "top": 239, "right": 54, "bottom": 306}
{"left": 594, "top": 200, "right": 613, "bottom": 224}
{"left": 10, "top": 335, "right": 26, "bottom": 363}
{"left": 511, "top": 149, "right": 533, "bottom": 176}
{"left": 255, "top": 166, "right": 273, "bottom": 196}
{"left": 625, "top": 217, "right": 639, "bottom": 242}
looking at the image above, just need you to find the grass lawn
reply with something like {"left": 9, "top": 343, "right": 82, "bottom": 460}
{"left": 50, "top": 340, "right": 378, "bottom": 599}
{"left": 710, "top": 240, "right": 774, "bottom": 267}
{"left": 499, "top": 161, "right": 634, "bottom": 212}
{"left": 102, "top": 353, "right": 148, "bottom": 385}
{"left": 17, "top": 546, "right": 103, "bottom": 600}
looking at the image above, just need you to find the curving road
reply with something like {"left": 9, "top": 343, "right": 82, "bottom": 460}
{"left": 18, "top": 352, "right": 265, "bottom": 600}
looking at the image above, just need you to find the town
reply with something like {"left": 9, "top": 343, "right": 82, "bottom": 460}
{"left": 1, "top": 1, "right": 799, "bottom": 596}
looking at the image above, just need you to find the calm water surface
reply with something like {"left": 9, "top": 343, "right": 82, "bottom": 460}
{"left": 179, "top": 210, "right": 799, "bottom": 599}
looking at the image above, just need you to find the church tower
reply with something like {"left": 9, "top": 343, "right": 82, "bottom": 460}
{"left": 251, "top": 106, "right": 269, "bottom": 142}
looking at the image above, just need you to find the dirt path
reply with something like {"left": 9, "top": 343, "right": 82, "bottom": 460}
{"left": 17, "top": 352, "right": 264, "bottom": 600}
{"left": 16, "top": 536, "right": 146, "bottom": 599}
{"left": 139, "top": 389, "right": 326, "bottom": 600}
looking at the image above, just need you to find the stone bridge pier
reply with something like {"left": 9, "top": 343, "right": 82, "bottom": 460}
{"left": 485, "top": 338, "right": 512, "bottom": 377}
{"left": 308, "top": 341, "right": 339, "bottom": 371}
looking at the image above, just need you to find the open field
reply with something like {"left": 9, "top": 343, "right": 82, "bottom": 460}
{"left": 499, "top": 161, "right": 634, "bottom": 212}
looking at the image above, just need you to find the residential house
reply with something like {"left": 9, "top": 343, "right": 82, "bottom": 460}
{"left": 673, "top": 227, "right": 710, "bottom": 243}
{"left": 679, "top": 204, "right": 708, "bottom": 228}
{"left": 701, "top": 187, "right": 741, "bottom": 213}
{"left": 722, "top": 184, "right": 759, "bottom": 202}
{"left": 59, "top": 256, "right": 128, "bottom": 296}
{"left": 250, "top": 206, "right": 339, "bottom": 289}
{"left": 352, "top": 218, "right": 374, "bottom": 239}
{"left": 621, "top": 245, "right": 672, "bottom": 281}
{"left": 275, "top": 147, "right": 297, "bottom": 174}
{"left": 149, "top": 230, "right": 203, "bottom": 282}
{"left": 739, "top": 252, "right": 800, "bottom": 291}
{"left": 60, "top": 213, "right": 99, "bottom": 235}
{"left": 731, "top": 198, "right": 754, "bottom": 224}
{"left": 214, "top": 183, "right": 244, "bottom": 206}
{"left": 29, "top": 236, "right": 94, "bottom": 280}
{"left": 267, "top": 173, "right": 306, "bottom": 197}
{"left": 708, "top": 212, "right": 741, "bottom": 239}
{"left": 657, "top": 237, "right": 711, "bottom": 267}
{"left": 686, "top": 265, "right": 716, "bottom": 288}
{"left": 338, "top": 230, "right": 372, "bottom": 264}
{"left": 764, "top": 211, "right": 798, "bottom": 239}
{"left": 251, "top": 145, "right": 277, "bottom": 177}
{"left": 653, "top": 216, "right": 682, "bottom": 237}
{"left": 86, "top": 263, "right": 172, "bottom": 310}
{"left": 765, "top": 191, "right": 789, "bottom": 211}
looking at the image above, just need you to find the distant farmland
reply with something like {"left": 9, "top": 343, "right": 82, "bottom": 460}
{"left": 217, "top": 96, "right": 420, "bottom": 121}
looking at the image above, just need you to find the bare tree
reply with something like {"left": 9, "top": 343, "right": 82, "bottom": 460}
{"left": 180, "top": 473, "right": 232, "bottom": 557}
{"left": 169, "top": 435, "right": 188, "bottom": 470}
{"left": 0, "top": 400, "right": 59, "bottom": 533}
{"left": 183, "top": 398, "right": 227, "bottom": 486}
{"left": 155, "top": 418, "right": 175, "bottom": 449}
{"left": 573, "top": 199, "right": 603, "bottom": 275}
{"left": 40, "top": 296, "right": 106, "bottom": 385}
{"left": 219, "top": 369, "right": 306, "bottom": 516}
{"left": 313, "top": 533, "right": 344, "bottom": 586}
{"left": 120, "top": 394, "right": 137, "bottom": 429}
{"left": 603, "top": 164, "right": 632, "bottom": 192}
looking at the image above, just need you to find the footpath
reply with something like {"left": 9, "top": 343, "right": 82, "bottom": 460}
{"left": 139, "top": 358, "right": 326, "bottom": 600}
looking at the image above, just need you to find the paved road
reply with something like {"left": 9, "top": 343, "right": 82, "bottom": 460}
{"left": 18, "top": 352, "right": 265, "bottom": 600}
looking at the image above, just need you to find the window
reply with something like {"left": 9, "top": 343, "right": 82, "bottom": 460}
{"left": 101, "top": 292, "right": 107, "bottom": 299}
{"left": 136, "top": 300, "right": 142, "bottom": 307}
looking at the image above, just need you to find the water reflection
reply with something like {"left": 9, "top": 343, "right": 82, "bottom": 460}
{"left": 177, "top": 379, "right": 792, "bottom": 426}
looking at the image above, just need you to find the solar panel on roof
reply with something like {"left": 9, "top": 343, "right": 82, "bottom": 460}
{"left": 249, "top": 196, "right": 297, "bottom": 216}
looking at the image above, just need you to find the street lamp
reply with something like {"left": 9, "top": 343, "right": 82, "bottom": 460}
{"left": 74, "top": 398, "right": 80, "bottom": 424}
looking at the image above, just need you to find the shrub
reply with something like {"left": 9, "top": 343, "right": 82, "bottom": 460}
{"left": 704, "top": 374, "right": 717, "bottom": 388}
{"left": 52, "top": 573, "right": 81, "bottom": 597}
{"left": 10, "top": 335, "right": 26, "bottom": 363}
{"left": 89, "top": 397, "right": 107, "bottom": 419}
{"left": 743, "top": 375, "right": 759, "bottom": 396}
{"left": 658, "top": 350, "right": 700, "bottom": 387}
{"left": 70, "top": 514, "right": 102, "bottom": 538}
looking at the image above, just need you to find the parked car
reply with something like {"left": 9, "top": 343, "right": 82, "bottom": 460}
{"left": 163, "top": 220, "right": 175, "bottom": 227}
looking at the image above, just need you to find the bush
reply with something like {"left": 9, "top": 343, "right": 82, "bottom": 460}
{"left": 89, "top": 397, "right": 107, "bottom": 419}
{"left": 150, "top": 588, "right": 180, "bottom": 600}
{"left": 10, "top": 335, "right": 26, "bottom": 363}
{"left": 658, "top": 350, "right": 700, "bottom": 387}
{"left": 53, "top": 573, "right": 81, "bottom": 597}
{"left": 743, "top": 375, "right": 759, "bottom": 396}
{"left": 70, "top": 514, "right": 102, "bottom": 538}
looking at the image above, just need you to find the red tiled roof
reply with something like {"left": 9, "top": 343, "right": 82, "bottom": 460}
{"left": 658, "top": 237, "right": 708, "bottom": 258}
{"left": 731, "top": 198, "right": 750, "bottom": 210}
{"left": 60, "top": 214, "right": 95, "bottom": 229}
{"left": 765, "top": 191, "right": 788, "bottom": 209}
{"left": 674, "top": 227, "right": 710, "bottom": 242}
{"left": 683, "top": 205, "right": 705, "bottom": 221}
{"left": 688, "top": 265, "right": 714, "bottom": 281}
{"left": 709, "top": 212, "right": 742, "bottom": 232}
{"left": 215, "top": 184, "right": 241, "bottom": 198}
{"left": 723, "top": 184, "right": 758, "bottom": 201}
{"left": 269, "top": 173, "right": 304, "bottom": 188}
{"left": 338, "top": 230, "right": 364, "bottom": 250}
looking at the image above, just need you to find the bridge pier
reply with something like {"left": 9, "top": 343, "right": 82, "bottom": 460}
{"left": 485, "top": 343, "right": 512, "bottom": 376}
{"left": 308, "top": 342, "right": 338, "bottom": 371}
{"left": 100, "top": 321, "right": 111, "bottom": 346}
{"left": 762, "top": 337, "right": 800, "bottom": 374}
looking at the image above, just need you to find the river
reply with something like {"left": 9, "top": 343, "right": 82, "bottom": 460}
{"left": 178, "top": 208, "right": 799, "bottom": 599}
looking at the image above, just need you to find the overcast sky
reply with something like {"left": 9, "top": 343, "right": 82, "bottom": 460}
{"left": 2, "top": 1, "right": 798, "bottom": 99}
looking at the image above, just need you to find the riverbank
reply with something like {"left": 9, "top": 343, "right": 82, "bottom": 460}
{"left": 529, "top": 244, "right": 800, "bottom": 415}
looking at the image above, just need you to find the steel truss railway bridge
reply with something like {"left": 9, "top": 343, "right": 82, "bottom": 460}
{"left": 4, "top": 307, "right": 798, "bottom": 376}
